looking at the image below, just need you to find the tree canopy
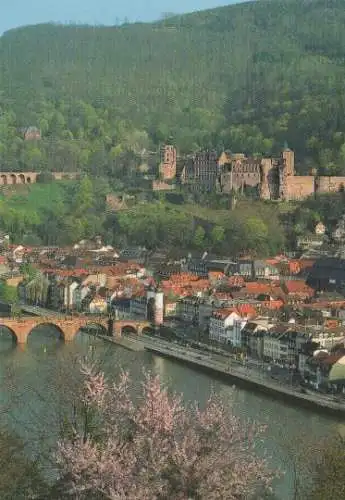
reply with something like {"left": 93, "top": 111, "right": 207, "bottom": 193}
{"left": 0, "top": 0, "right": 344, "bottom": 173}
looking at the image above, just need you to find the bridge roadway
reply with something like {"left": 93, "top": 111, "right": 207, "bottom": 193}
{"left": 21, "top": 304, "right": 62, "bottom": 317}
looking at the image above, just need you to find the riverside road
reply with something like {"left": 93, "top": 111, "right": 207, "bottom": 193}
{"left": 99, "top": 332, "right": 345, "bottom": 416}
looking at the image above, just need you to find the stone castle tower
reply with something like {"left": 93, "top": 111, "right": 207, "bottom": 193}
{"left": 279, "top": 146, "right": 295, "bottom": 200}
{"left": 282, "top": 147, "right": 295, "bottom": 176}
{"left": 260, "top": 158, "right": 272, "bottom": 200}
{"left": 159, "top": 145, "right": 177, "bottom": 180}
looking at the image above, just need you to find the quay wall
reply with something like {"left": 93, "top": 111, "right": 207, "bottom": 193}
{"left": 144, "top": 344, "right": 345, "bottom": 418}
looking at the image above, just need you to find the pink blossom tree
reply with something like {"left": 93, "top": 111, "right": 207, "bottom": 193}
{"left": 56, "top": 362, "right": 276, "bottom": 499}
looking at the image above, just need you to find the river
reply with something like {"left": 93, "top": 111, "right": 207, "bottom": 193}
{"left": 0, "top": 325, "right": 343, "bottom": 499}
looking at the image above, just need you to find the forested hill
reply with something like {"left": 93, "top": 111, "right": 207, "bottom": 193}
{"left": 1, "top": 0, "right": 345, "bottom": 174}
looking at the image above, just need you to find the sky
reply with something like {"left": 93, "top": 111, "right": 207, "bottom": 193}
{"left": 1, "top": 1, "right": 242, "bottom": 35}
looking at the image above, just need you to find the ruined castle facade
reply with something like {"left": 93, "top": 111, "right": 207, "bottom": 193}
{"left": 155, "top": 145, "right": 345, "bottom": 201}
{"left": 218, "top": 148, "right": 345, "bottom": 201}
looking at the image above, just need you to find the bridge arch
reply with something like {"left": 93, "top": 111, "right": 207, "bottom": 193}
{"left": 26, "top": 176, "right": 31, "bottom": 183}
{"left": 142, "top": 325, "right": 154, "bottom": 335}
{"left": 121, "top": 324, "right": 138, "bottom": 336}
{"left": 9, "top": 174, "right": 17, "bottom": 185}
{"left": 0, "top": 325, "right": 18, "bottom": 344}
{"left": 27, "top": 322, "right": 65, "bottom": 342}
{"left": 18, "top": 174, "right": 26, "bottom": 184}
{"left": 0, "top": 175, "right": 7, "bottom": 185}
{"left": 81, "top": 321, "right": 108, "bottom": 336}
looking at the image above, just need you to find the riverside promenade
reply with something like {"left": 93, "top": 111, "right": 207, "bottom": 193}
{"left": 145, "top": 339, "right": 345, "bottom": 416}
{"left": 92, "top": 331, "right": 345, "bottom": 415}
{"left": 99, "top": 333, "right": 345, "bottom": 417}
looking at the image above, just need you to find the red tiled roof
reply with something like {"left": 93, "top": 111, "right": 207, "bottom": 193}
{"left": 324, "top": 319, "right": 341, "bottom": 329}
{"left": 298, "top": 259, "right": 316, "bottom": 270}
{"left": 274, "top": 254, "right": 289, "bottom": 261}
{"left": 303, "top": 300, "right": 345, "bottom": 310}
{"left": 284, "top": 280, "right": 314, "bottom": 297}
{"left": 169, "top": 273, "right": 199, "bottom": 283}
{"left": 245, "top": 282, "right": 271, "bottom": 295}
{"left": 287, "top": 261, "right": 301, "bottom": 274}
{"left": 228, "top": 275, "right": 245, "bottom": 288}
{"left": 265, "top": 258, "right": 280, "bottom": 267}
{"left": 208, "top": 271, "right": 224, "bottom": 279}
{"left": 237, "top": 303, "right": 257, "bottom": 318}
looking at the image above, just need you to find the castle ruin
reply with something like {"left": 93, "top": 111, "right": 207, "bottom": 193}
{"left": 218, "top": 147, "right": 345, "bottom": 201}
{"left": 154, "top": 144, "right": 345, "bottom": 201}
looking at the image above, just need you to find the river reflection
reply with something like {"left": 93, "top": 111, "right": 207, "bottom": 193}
{"left": 0, "top": 327, "right": 342, "bottom": 499}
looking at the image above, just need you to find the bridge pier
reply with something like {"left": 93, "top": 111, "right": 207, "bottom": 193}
{"left": 113, "top": 325, "right": 122, "bottom": 338}
{"left": 54, "top": 321, "right": 78, "bottom": 342}
{"left": 107, "top": 318, "right": 114, "bottom": 337}
{"left": 12, "top": 321, "right": 37, "bottom": 344}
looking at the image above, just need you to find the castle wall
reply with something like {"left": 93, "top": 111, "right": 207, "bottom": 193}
{"left": 220, "top": 170, "right": 261, "bottom": 193}
{"left": 220, "top": 160, "right": 261, "bottom": 193}
{"left": 283, "top": 176, "right": 315, "bottom": 201}
{"left": 232, "top": 170, "right": 261, "bottom": 189}
{"left": 152, "top": 180, "right": 175, "bottom": 191}
{"left": 315, "top": 176, "right": 345, "bottom": 194}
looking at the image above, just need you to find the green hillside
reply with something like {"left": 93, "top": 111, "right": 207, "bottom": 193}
{"left": 0, "top": 0, "right": 345, "bottom": 175}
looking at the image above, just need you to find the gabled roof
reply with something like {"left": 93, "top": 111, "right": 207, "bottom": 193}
{"left": 244, "top": 282, "right": 271, "bottom": 295}
{"left": 284, "top": 280, "right": 314, "bottom": 296}
{"left": 236, "top": 303, "right": 257, "bottom": 318}
{"left": 212, "top": 308, "right": 241, "bottom": 320}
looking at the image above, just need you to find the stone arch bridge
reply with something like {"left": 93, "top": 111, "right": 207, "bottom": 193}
{"left": 0, "top": 172, "right": 78, "bottom": 186}
{"left": 0, "top": 316, "right": 153, "bottom": 344}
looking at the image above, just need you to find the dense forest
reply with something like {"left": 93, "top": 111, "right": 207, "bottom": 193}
{"left": 0, "top": 0, "right": 345, "bottom": 176}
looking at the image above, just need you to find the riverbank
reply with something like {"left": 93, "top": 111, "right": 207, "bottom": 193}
{"left": 142, "top": 338, "right": 345, "bottom": 417}
{"left": 95, "top": 333, "right": 345, "bottom": 417}
{"left": 91, "top": 333, "right": 145, "bottom": 352}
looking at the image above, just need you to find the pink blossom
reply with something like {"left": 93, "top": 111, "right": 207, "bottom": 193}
{"left": 56, "top": 364, "right": 276, "bottom": 499}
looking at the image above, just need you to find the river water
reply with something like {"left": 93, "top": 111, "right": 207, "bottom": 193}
{"left": 0, "top": 325, "right": 343, "bottom": 499}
